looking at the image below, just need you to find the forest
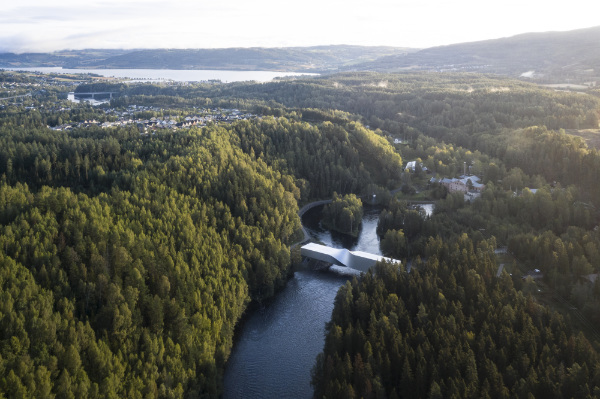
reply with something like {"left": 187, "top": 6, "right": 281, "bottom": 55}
{"left": 312, "top": 237, "right": 600, "bottom": 398}
{"left": 322, "top": 193, "right": 364, "bottom": 237}
{"left": 0, "top": 72, "right": 405, "bottom": 398}
{"left": 2, "top": 69, "right": 600, "bottom": 398}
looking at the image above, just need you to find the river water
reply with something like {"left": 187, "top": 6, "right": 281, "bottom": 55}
{"left": 222, "top": 205, "right": 382, "bottom": 398}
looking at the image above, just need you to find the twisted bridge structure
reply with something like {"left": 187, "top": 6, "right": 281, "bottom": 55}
{"left": 74, "top": 91, "right": 118, "bottom": 100}
{"left": 300, "top": 242, "right": 400, "bottom": 273}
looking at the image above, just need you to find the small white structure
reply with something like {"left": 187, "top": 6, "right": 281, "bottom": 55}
{"left": 405, "top": 160, "right": 427, "bottom": 173}
{"left": 301, "top": 243, "right": 401, "bottom": 273}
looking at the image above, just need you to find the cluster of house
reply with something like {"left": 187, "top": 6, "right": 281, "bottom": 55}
{"left": 49, "top": 108, "right": 257, "bottom": 132}
{"left": 1, "top": 81, "right": 63, "bottom": 90}
{"left": 404, "top": 159, "right": 485, "bottom": 200}
{"left": 1, "top": 72, "right": 82, "bottom": 88}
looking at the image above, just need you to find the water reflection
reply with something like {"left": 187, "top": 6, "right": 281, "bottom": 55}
{"left": 302, "top": 204, "right": 382, "bottom": 255}
{"left": 223, "top": 269, "right": 350, "bottom": 399}
{"left": 222, "top": 205, "right": 382, "bottom": 399}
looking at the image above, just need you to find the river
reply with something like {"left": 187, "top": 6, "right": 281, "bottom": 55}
{"left": 2, "top": 67, "right": 317, "bottom": 83}
{"left": 222, "top": 205, "right": 383, "bottom": 398}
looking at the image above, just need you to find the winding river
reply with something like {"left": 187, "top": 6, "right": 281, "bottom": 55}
{"left": 222, "top": 205, "right": 383, "bottom": 398}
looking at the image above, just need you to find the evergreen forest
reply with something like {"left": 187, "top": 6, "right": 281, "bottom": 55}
{"left": 2, "top": 69, "right": 600, "bottom": 398}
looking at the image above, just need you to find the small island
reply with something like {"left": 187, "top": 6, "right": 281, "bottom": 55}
{"left": 321, "top": 193, "right": 363, "bottom": 237}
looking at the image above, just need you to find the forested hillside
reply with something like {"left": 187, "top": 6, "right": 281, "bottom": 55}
{"left": 349, "top": 26, "right": 600, "bottom": 84}
{"left": 313, "top": 237, "right": 600, "bottom": 398}
{"left": 0, "top": 124, "right": 299, "bottom": 397}
{"left": 266, "top": 73, "right": 600, "bottom": 398}
{"left": 3, "top": 68, "right": 600, "bottom": 397}
{"left": 0, "top": 74, "right": 404, "bottom": 397}
{"left": 0, "top": 45, "right": 414, "bottom": 72}
{"left": 209, "top": 73, "right": 600, "bottom": 201}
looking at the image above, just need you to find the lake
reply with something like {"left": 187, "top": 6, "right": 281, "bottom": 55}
{"left": 1, "top": 67, "right": 318, "bottom": 83}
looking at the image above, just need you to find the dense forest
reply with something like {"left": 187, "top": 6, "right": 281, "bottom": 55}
{"left": 285, "top": 73, "right": 600, "bottom": 398}
{"left": 322, "top": 193, "right": 364, "bottom": 237}
{"left": 0, "top": 125, "right": 299, "bottom": 397}
{"left": 0, "top": 73, "right": 405, "bottom": 397}
{"left": 2, "top": 69, "right": 600, "bottom": 397}
{"left": 312, "top": 237, "right": 600, "bottom": 398}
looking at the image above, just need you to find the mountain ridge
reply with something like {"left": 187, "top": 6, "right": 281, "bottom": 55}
{"left": 351, "top": 25, "right": 600, "bottom": 83}
{"left": 0, "top": 45, "right": 416, "bottom": 73}
{"left": 1, "top": 26, "right": 599, "bottom": 83}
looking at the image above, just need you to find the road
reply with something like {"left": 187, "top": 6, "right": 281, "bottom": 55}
{"left": 292, "top": 199, "right": 333, "bottom": 247}
{"left": 292, "top": 187, "right": 407, "bottom": 248}
{"left": 0, "top": 92, "right": 32, "bottom": 101}
{"left": 0, "top": 93, "right": 31, "bottom": 101}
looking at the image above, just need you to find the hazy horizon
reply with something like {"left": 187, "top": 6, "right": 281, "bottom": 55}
{"left": 1, "top": 0, "right": 598, "bottom": 53}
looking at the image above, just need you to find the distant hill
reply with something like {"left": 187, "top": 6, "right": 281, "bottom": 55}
{"left": 3, "top": 27, "right": 599, "bottom": 83}
{"left": 0, "top": 46, "right": 415, "bottom": 73}
{"left": 0, "top": 50, "right": 130, "bottom": 68}
{"left": 352, "top": 26, "right": 600, "bottom": 84}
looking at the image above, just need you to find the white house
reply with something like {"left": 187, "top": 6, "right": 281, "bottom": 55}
{"left": 405, "top": 160, "right": 427, "bottom": 173}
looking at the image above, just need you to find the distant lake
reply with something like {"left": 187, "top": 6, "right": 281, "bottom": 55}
{"left": 1, "top": 67, "right": 318, "bottom": 83}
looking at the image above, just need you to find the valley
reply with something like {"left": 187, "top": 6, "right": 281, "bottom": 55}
{"left": 2, "top": 41, "right": 600, "bottom": 397}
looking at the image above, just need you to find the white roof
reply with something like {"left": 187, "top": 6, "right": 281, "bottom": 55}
{"left": 301, "top": 243, "right": 401, "bottom": 272}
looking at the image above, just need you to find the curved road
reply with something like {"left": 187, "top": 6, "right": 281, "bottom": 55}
{"left": 293, "top": 199, "right": 332, "bottom": 247}
{"left": 291, "top": 188, "right": 411, "bottom": 248}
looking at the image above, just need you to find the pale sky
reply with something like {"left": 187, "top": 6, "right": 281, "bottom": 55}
{"left": 0, "top": 0, "right": 598, "bottom": 53}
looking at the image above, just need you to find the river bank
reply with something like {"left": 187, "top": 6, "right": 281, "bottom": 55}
{"left": 223, "top": 205, "right": 383, "bottom": 398}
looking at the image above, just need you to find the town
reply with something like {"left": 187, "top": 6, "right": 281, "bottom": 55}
{"left": 48, "top": 104, "right": 258, "bottom": 133}
{"left": 1, "top": 69, "right": 260, "bottom": 133}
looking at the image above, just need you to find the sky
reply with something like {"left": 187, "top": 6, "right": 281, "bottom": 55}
{"left": 0, "top": 0, "right": 598, "bottom": 53}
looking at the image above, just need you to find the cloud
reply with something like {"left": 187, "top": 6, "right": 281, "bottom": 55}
{"left": 0, "top": 0, "right": 598, "bottom": 52}
{"left": 0, "top": 34, "right": 37, "bottom": 53}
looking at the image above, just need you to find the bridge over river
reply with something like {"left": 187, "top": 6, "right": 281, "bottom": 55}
{"left": 301, "top": 242, "right": 400, "bottom": 273}
{"left": 73, "top": 91, "right": 118, "bottom": 100}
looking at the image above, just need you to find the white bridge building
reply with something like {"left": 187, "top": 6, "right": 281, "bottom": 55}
{"left": 301, "top": 243, "right": 401, "bottom": 273}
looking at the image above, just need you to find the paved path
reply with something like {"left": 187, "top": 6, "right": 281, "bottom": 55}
{"left": 496, "top": 264, "right": 505, "bottom": 277}
{"left": 291, "top": 187, "right": 406, "bottom": 248}
{"left": 292, "top": 199, "right": 332, "bottom": 248}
